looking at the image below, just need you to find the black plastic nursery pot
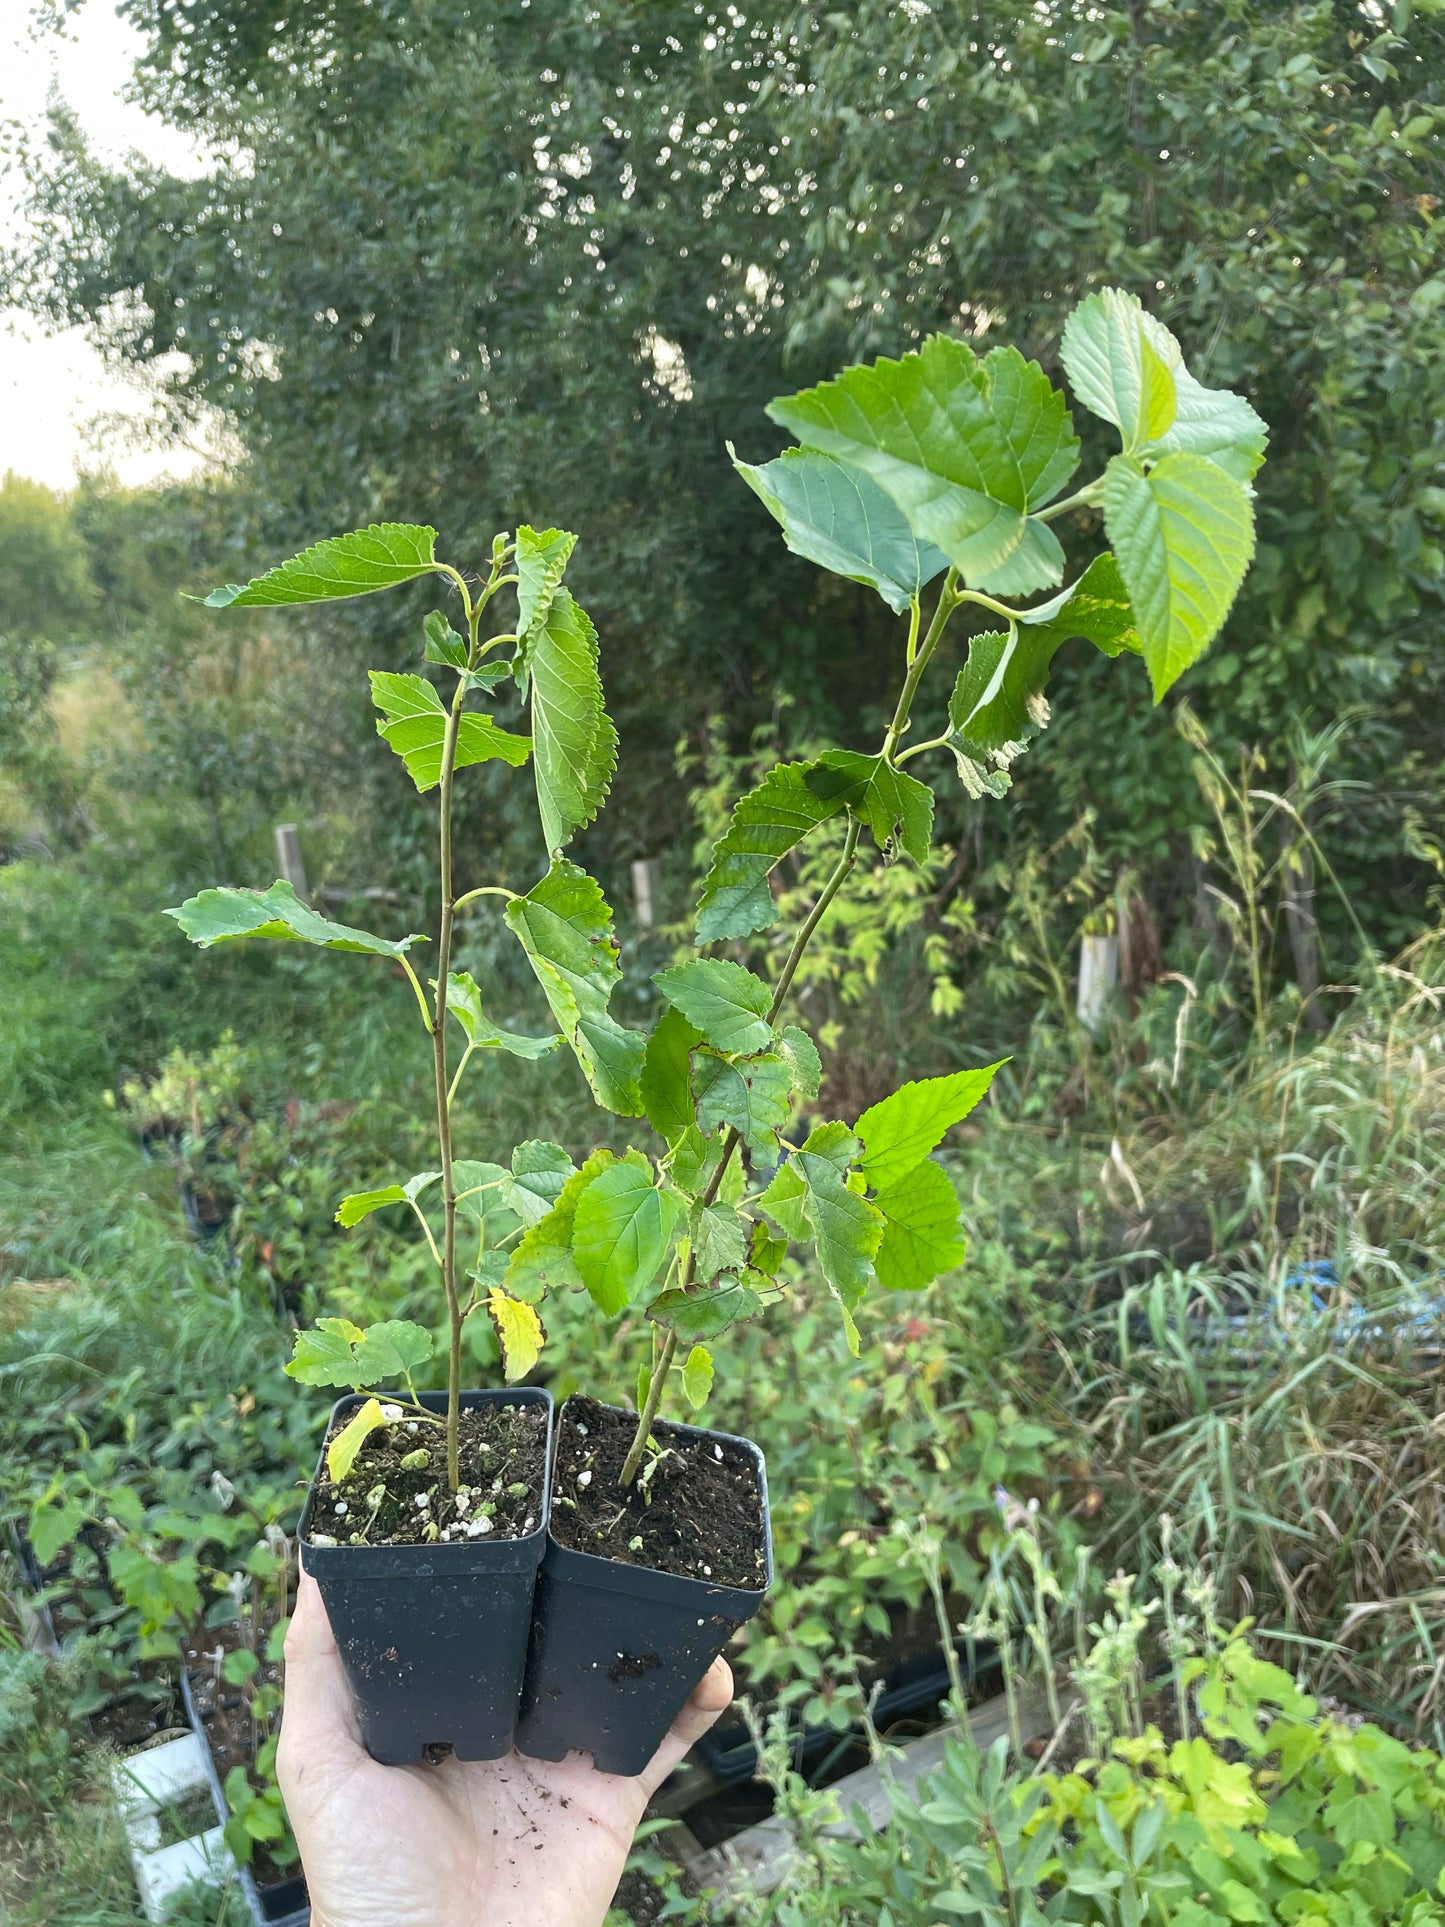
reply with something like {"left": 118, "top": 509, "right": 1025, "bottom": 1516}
{"left": 179, "top": 1666, "right": 310, "bottom": 1927}
{"left": 298, "top": 1387, "right": 553, "bottom": 1765}
{"left": 515, "top": 1398, "right": 772, "bottom": 1778}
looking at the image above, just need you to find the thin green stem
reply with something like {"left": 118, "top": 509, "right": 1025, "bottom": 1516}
{"left": 397, "top": 954, "right": 434, "bottom": 1031}
{"left": 477, "top": 631, "right": 517, "bottom": 657}
{"left": 452, "top": 885, "right": 518, "bottom": 913}
{"left": 953, "top": 587, "right": 1023, "bottom": 624}
{"left": 429, "top": 589, "right": 485, "bottom": 1494}
{"left": 895, "top": 731, "right": 953, "bottom": 767}
{"left": 619, "top": 1329, "right": 677, "bottom": 1486}
{"left": 618, "top": 572, "right": 963, "bottom": 1490}
{"left": 1036, "top": 478, "right": 1105, "bottom": 523}
{"left": 407, "top": 1199, "right": 443, "bottom": 1270}
{"left": 446, "top": 1042, "right": 475, "bottom": 1111}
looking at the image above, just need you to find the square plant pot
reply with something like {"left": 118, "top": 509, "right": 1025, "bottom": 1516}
{"left": 515, "top": 1398, "right": 772, "bottom": 1777}
{"left": 178, "top": 1665, "right": 310, "bottom": 1926}
{"left": 299, "top": 1387, "right": 552, "bottom": 1765}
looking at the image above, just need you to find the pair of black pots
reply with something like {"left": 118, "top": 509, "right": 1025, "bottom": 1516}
{"left": 298, "top": 1388, "right": 772, "bottom": 1778}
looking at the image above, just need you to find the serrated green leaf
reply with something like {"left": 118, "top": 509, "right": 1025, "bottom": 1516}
{"left": 165, "top": 879, "right": 424, "bottom": 957}
{"left": 488, "top": 1289, "right": 545, "bottom": 1382}
{"left": 778, "top": 1024, "right": 822, "bottom": 1099}
{"left": 807, "top": 751, "right": 934, "bottom": 863}
{"left": 505, "top": 861, "right": 645, "bottom": 1115}
{"left": 369, "top": 671, "right": 531, "bottom": 793}
{"left": 451, "top": 1160, "right": 510, "bottom": 1233}
{"left": 689, "top": 1201, "right": 749, "bottom": 1283}
{"left": 855, "top": 1064, "right": 1005, "bottom": 1189}
{"left": 335, "top": 1186, "right": 407, "bottom": 1227}
{"left": 1060, "top": 289, "right": 1181, "bottom": 452}
{"left": 446, "top": 970, "right": 560, "bottom": 1059}
{"left": 504, "top": 1147, "right": 614, "bottom": 1301}
{"left": 326, "top": 1397, "right": 387, "bottom": 1483}
{"left": 514, "top": 525, "right": 577, "bottom": 642}
{"left": 873, "top": 1159, "right": 967, "bottom": 1291}
{"left": 654, "top": 959, "right": 773, "bottom": 1055}
{"left": 523, "top": 588, "right": 616, "bottom": 851}
{"left": 1103, "top": 452, "right": 1255, "bottom": 700}
{"left": 649, "top": 1280, "right": 764, "bottom": 1341}
{"left": 731, "top": 442, "right": 948, "bottom": 612}
{"left": 680, "top": 1344, "right": 715, "bottom": 1411}
{"left": 284, "top": 1316, "right": 366, "bottom": 1387}
{"left": 571, "top": 1152, "right": 680, "bottom": 1315}
{"left": 29, "top": 1498, "right": 85, "bottom": 1568}
{"left": 202, "top": 524, "right": 441, "bottom": 608}
{"left": 693, "top": 1050, "right": 794, "bottom": 1155}
{"left": 759, "top": 1157, "right": 810, "bottom": 1240}
{"left": 696, "top": 760, "right": 849, "bottom": 943}
{"left": 1062, "top": 289, "right": 1267, "bottom": 479}
{"left": 351, "top": 1319, "right": 434, "bottom": 1384}
{"left": 503, "top": 1141, "right": 577, "bottom": 1227}
{"left": 641, "top": 1008, "right": 703, "bottom": 1144}
{"left": 768, "top": 336, "right": 1075, "bottom": 590}
{"left": 797, "top": 1149, "right": 884, "bottom": 1343}
{"left": 749, "top": 1219, "right": 789, "bottom": 1277}
{"left": 423, "top": 609, "right": 467, "bottom": 668}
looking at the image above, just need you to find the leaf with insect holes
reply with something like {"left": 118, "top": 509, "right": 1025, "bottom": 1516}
{"left": 731, "top": 442, "right": 949, "bottom": 613}
{"left": 689, "top": 1201, "right": 749, "bottom": 1283}
{"left": 571, "top": 1152, "right": 681, "bottom": 1316}
{"left": 947, "top": 553, "right": 1141, "bottom": 797}
{"left": 641, "top": 1008, "right": 702, "bottom": 1144}
{"left": 855, "top": 1064, "right": 1005, "bottom": 1189}
{"left": 807, "top": 752, "right": 934, "bottom": 863}
{"left": 446, "top": 970, "right": 560, "bottom": 1059}
{"left": 502, "top": 1141, "right": 577, "bottom": 1227}
{"left": 514, "top": 525, "right": 577, "bottom": 644}
{"left": 423, "top": 609, "right": 467, "bottom": 668}
{"left": 335, "top": 1171, "right": 438, "bottom": 1227}
{"left": 1103, "top": 452, "right": 1255, "bottom": 700}
{"left": 369, "top": 672, "right": 531, "bottom": 793}
{"left": 695, "top": 760, "right": 850, "bottom": 943}
{"left": 523, "top": 589, "right": 617, "bottom": 852}
{"left": 488, "top": 1289, "right": 545, "bottom": 1381}
{"left": 680, "top": 1344, "right": 715, "bottom": 1411}
{"left": 326, "top": 1397, "right": 387, "bottom": 1483}
{"left": 285, "top": 1317, "right": 367, "bottom": 1387}
{"left": 649, "top": 1280, "right": 765, "bottom": 1342}
{"left": 350, "top": 1319, "right": 434, "bottom": 1385}
{"left": 202, "top": 524, "right": 442, "bottom": 607}
{"left": 693, "top": 1050, "right": 794, "bottom": 1156}
{"left": 166, "top": 879, "right": 425, "bottom": 958}
{"left": 505, "top": 861, "right": 645, "bottom": 1114}
{"left": 872, "top": 1159, "right": 967, "bottom": 1291}
{"left": 654, "top": 959, "right": 774, "bottom": 1056}
{"left": 505, "top": 1148, "right": 614, "bottom": 1301}
{"left": 768, "top": 337, "right": 1077, "bottom": 593}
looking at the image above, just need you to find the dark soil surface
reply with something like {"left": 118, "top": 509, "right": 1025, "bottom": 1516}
{"left": 185, "top": 1620, "right": 300, "bottom": 1894}
{"left": 307, "top": 1400, "right": 547, "bottom": 1548}
{"left": 548, "top": 1396, "right": 766, "bottom": 1590}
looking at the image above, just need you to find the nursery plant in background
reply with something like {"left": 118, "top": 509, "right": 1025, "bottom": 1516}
{"left": 165, "top": 288, "right": 1265, "bottom": 1771}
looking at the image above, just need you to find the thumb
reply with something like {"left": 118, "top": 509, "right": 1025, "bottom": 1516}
{"left": 276, "top": 1568, "right": 362, "bottom": 1799}
{"left": 636, "top": 1655, "right": 734, "bottom": 1799}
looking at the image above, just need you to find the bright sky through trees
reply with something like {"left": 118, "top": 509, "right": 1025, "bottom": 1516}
{"left": 0, "top": 0, "right": 206, "bottom": 487}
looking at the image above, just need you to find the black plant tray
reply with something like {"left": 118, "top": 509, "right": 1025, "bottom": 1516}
{"left": 695, "top": 1636, "right": 1003, "bottom": 1788}
{"left": 179, "top": 1665, "right": 309, "bottom": 1927}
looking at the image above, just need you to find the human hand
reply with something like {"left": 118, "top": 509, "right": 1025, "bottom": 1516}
{"left": 276, "top": 1570, "right": 731, "bottom": 1927}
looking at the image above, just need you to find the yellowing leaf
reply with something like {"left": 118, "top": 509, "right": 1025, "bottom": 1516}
{"left": 487, "top": 1289, "right": 546, "bottom": 1381}
{"left": 326, "top": 1397, "right": 387, "bottom": 1483}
